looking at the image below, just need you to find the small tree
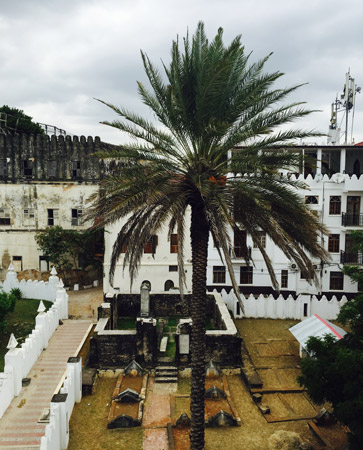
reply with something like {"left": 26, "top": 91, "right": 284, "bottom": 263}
{"left": 35, "top": 226, "right": 103, "bottom": 283}
{"left": 0, "top": 105, "right": 44, "bottom": 135}
{"left": 298, "top": 231, "right": 363, "bottom": 449}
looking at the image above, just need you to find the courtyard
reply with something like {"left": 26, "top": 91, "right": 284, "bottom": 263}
{"left": 68, "top": 318, "right": 347, "bottom": 450}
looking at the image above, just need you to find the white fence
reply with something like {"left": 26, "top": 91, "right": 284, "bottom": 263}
{"left": 40, "top": 357, "right": 82, "bottom": 450}
{"left": 216, "top": 289, "right": 348, "bottom": 320}
{"left": 0, "top": 263, "right": 60, "bottom": 302}
{"left": 0, "top": 268, "right": 69, "bottom": 419}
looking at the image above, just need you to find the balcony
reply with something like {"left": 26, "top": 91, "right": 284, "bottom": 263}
{"left": 340, "top": 251, "right": 363, "bottom": 265}
{"left": 341, "top": 213, "right": 363, "bottom": 227}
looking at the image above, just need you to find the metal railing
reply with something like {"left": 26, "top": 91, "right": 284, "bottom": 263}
{"left": 342, "top": 213, "right": 363, "bottom": 226}
{"left": 340, "top": 251, "right": 363, "bottom": 265}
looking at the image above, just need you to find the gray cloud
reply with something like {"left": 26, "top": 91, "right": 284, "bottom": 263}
{"left": 1, "top": 0, "right": 362, "bottom": 144}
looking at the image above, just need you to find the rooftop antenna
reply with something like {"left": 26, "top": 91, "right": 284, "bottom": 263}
{"left": 328, "top": 70, "right": 361, "bottom": 145}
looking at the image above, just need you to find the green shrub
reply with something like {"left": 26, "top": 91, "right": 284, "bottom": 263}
{"left": 10, "top": 287, "right": 22, "bottom": 301}
{"left": 0, "top": 290, "right": 15, "bottom": 330}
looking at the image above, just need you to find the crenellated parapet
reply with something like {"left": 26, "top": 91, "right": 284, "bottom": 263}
{"left": 0, "top": 133, "right": 113, "bottom": 183}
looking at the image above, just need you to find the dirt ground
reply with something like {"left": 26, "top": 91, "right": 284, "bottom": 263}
{"left": 68, "top": 318, "right": 348, "bottom": 450}
{"left": 67, "top": 286, "right": 104, "bottom": 321}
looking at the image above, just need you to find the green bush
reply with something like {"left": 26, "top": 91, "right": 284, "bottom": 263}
{"left": 10, "top": 287, "right": 22, "bottom": 301}
{"left": 0, "top": 290, "right": 17, "bottom": 330}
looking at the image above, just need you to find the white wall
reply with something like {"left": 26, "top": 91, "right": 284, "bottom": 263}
{"left": 0, "top": 183, "right": 97, "bottom": 277}
{"left": 105, "top": 173, "right": 362, "bottom": 298}
{"left": 0, "top": 275, "right": 69, "bottom": 419}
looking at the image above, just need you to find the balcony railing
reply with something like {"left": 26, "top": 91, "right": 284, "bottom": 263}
{"left": 340, "top": 251, "right": 363, "bottom": 265}
{"left": 342, "top": 213, "right": 363, "bottom": 227}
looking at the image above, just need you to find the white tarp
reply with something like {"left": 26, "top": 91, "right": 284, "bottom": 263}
{"left": 289, "top": 314, "right": 346, "bottom": 352}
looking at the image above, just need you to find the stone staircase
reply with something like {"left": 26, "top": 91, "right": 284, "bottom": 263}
{"left": 155, "top": 365, "right": 178, "bottom": 383}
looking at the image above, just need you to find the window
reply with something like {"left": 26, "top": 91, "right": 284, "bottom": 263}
{"left": 12, "top": 256, "right": 22, "bottom": 271}
{"left": 234, "top": 229, "right": 246, "bottom": 258}
{"left": 71, "top": 209, "right": 82, "bottom": 226}
{"left": 48, "top": 160, "right": 57, "bottom": 178}
{"left": 170, "top": 234, "right": 178, "bottom": 253}
{"left": 169, "top": 265, "right": 178, "bottom": 272}
{"left": 71, "top": 161, "right": 81, "bottom": 178}
{"left": 0, "top": 159, "right": 7, "bottom": 176}
{"left": 329, "top": 196, "right": 341, "bottom": 215}
{"left": 47, "top": 209, "right": 59, "bottom": 226}
{"left": 22, "top": 159, "right": 33, "bottom": 177}
{"left": 0, "top": 208, "right": 10, "bottom": 225}
{"left": 213, "top": 266, "right": 226, "bottom": 284}
{"left": 330, "top": 271, "right": 343, "bottom": 290}
{"left": 253, "top": 231, "right": 266, "bottom": 249}
{"left": 328, "top": 234, "right": 340, "bottom": 253}
{"left": 144, "top": 235, "right": 158, "bottom": 253}
{"left": 305, "top": 195, "right": 318, "bottom": 205}
{"left": 240, "top": 266, "right": 253, "bottom": 284}
{"left": 39, "top": 256, "right": 49, "bottom": 271}
{"left": 281, "top": 270, "right": 288, "bottom": 288}
{"left": 24, "top": 208, "right": 35, "bottom": 222}
{"left": 164, "top": 280, "right": 174, "bottom": 291}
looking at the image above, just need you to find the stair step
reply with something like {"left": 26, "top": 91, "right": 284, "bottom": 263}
{"left": 156, "top": 365, "right": 177, "bottom": 370}
{"left": 155, "top": 376, "right": 178, "bottom": 383}
{"left": 156, "top": 371, "right": 178, "bottom": 377}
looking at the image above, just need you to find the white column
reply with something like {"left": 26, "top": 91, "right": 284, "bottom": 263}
{"left": 51, "top": 394, "right": 69, "bottom": 450}
{"left": 67, "top": 357, "right": 82, "bottom": 403}
{"left": 340, "top": 148, "right": 346, "bottom": 173}
{"left": 316, "top": 148, "right": 322, "bottom": 175}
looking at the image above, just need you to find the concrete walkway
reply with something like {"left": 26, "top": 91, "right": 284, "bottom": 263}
{"left": 142, "top": 378, "right": 177, "bottom": 450}
{"left": 0, "top": 320, "right": 92, "bottom": 449}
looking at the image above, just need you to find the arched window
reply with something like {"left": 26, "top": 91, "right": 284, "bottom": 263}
{"left": 353, "top": 159, "right": 361, "bottom": 176}
{"left": 164, "top": 280, "right": 174, "bottom": 291}
{"left": 141, "top": 280, "right": 151, "bottom": 290}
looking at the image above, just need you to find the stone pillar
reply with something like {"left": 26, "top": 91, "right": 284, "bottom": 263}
{"left": 136, "top": 318, "right": 157, "bottom": 366}
{"left": 67, "top": 357, "right": 82, "bottom": 403}
{"left": 98, "top": 303, "right": 112, "bottom": 329}
{"left": 4, "top": 334, "right": 22, "bottom": 396}
{"left": 49, "top": 266, "right": 60, "bottom": 286}
{"left": 4, "top": 263, "right": 18, "bottom": 291}
{"left": 36, "top": 301, "right": 49, "bottom": 349}
{"left": 51, "top": 393, "right": 69, "bottom": 450}
{"left": 140, "top": 282, "right": 150, "bottom": 317}
{"left": 176, "top": 319, "right": 192, "bottom": 365}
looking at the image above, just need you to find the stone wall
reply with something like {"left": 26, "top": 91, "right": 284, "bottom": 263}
{"left": 94, "top": 292, "right": 240, "bottom": 369}
{"left": 0, "top": 133, "right": 108, "bottom": 183}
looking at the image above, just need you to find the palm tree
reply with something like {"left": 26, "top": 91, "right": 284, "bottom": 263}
{"left": 89, "top": 22, "right": 328, "bottom": 450}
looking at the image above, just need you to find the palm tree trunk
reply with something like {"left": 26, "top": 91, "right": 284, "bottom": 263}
{"left": 190, "top": 202, "right": 209, "bottom": 450}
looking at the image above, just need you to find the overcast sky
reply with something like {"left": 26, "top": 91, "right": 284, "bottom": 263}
{"left": 1, "top": 0, "right": 362, "bottom": 145}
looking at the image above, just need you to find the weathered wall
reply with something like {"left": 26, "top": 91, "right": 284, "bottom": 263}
{"left": 0, "top": 133, "right": 110, "bottom": 276}
{"left": 0, "top": 134, "right": 107, "bottom": 183}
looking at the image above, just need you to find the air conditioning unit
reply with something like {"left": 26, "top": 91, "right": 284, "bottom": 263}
{"left": 289, "top": 263, "right": 298, "bottom": 270}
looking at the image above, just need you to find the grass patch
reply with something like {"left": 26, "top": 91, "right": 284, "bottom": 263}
{"left": 0, "top": 298, "right": 52, "bottom": 371}
{"left": 68, "top": 377, "right": 143, "bottom": 450}
{"left": 116, "top": 317, "right": 136, "bottom": 330}
{"left": 168, "top": 317, "right": 177, "bottom": 327}
{"left": 166, "top": 340, "right": 176, "bottom": 359}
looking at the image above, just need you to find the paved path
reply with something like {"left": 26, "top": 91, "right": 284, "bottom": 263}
{"left": 0, "top": 320, "right": 92, "bottom": 449}
{"left": 142, "top": 378, "right": 177, "bottom": 450}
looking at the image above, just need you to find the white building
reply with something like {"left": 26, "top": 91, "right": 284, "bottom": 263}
{"left": 104, "top": 145, "right": 363, "bottom": 300}
{"left": 0, "top": 133, "right": 105, "bottom": 279}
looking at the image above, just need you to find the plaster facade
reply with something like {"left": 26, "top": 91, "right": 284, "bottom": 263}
{"left": 104, "top": 145, "right": 363, "bottom": 299}
{"left": 0, "top": 133, "right": 106, "bottom": 280}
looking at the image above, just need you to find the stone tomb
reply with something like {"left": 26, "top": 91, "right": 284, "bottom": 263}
{"left": 107, "top": 367, "right": 148, "bottom": 428}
